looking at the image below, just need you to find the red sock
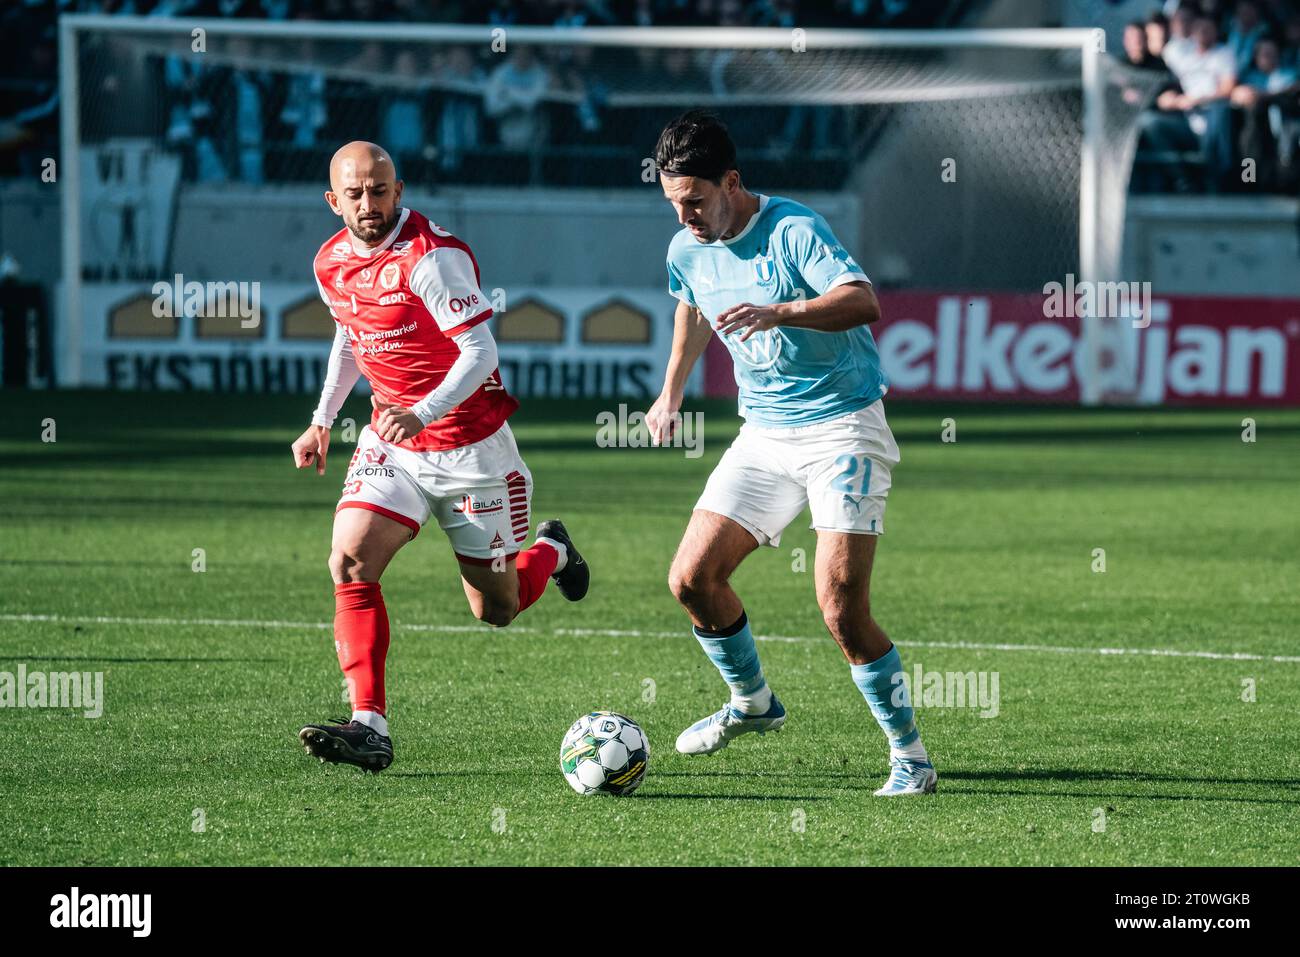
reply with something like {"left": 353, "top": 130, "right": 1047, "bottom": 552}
{"left": 514, "top": 542, "right": 559, "bottom": 615}
{"left": 334, "top": 581, "right": 390, "bottom": 715}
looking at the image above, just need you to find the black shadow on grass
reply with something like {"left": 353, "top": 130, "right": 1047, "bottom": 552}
{"left": 634, "top": 793, "right": 830, "bottom": 802}
{"left": 953, "top": 787, "right": 1300, "bottom": 806}
{"left": 651, "top": 771, "right": 882, "bottom": 793}
{"left": 654, "top": 770, "right": 835, "bottom": 777}
{"left": 663, "top": 769, "right": 1300, "bottom": 789}
{"left": 938, "top": 768, "right": 1300, "bottom": 788}
{"left": 654, "top": 769, "right": 1300, "bottom": 802}
{"left": 385, "top": 771, "right": 829, "bottom": 801}
{"left": 386, "top": 771, "right": 550, "bottom": 780}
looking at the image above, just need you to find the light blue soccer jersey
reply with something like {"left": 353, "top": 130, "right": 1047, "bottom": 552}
{"left": 666, "top": 194, "right": 887, "bottom": 427}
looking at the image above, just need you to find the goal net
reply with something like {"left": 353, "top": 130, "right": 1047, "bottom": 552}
{"left": 60, "top": 18, "right": 1164, "bottom": 402}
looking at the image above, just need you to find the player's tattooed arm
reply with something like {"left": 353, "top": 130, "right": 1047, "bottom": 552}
{"left": 714, "top": 281, "right": 880, "bottom": 340}
{"left": 648, "top": 300, "right": 711, "bottom": 445}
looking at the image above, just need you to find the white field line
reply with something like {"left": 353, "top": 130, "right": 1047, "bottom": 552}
{"left": 3, "top": 612, "right": 1299, "bottom": 664}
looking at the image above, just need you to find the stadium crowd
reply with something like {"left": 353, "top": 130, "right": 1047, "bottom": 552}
{"left": 1125, "top": 0, "right": 1300, "bottom": 192}
{"left": 4, "top": 0, "right": 1298, "bottom": 194}
{"left": 4, "top": 0, "right": 944, "bottom": 28}
{"left": 2, "top": 0, "right": 958, "bottom": 186}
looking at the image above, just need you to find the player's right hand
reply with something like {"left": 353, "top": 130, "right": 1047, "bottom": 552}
{"left": 292, "top": 425, "right": 330, "bottom": 475}
{"left": 646, "top": 392, "right": 683, "bottom": 446}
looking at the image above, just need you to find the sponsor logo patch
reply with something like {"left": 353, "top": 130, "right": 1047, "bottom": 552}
{"left": 448, "top": 293, "right": 481, "bottom": 314}
{"left": 451, "top": 495, "right": 504, "bottom": 515}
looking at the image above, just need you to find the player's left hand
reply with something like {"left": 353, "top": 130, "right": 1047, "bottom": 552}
{"left": 372, "top": 398, "right": 426, "bottom": 444}
{"left": 714, "top": 302, "right": 784, "bottom": 342}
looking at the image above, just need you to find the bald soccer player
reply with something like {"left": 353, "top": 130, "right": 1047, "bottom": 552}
{"left": 291, "top": 142, "right": 590, "bottom": 772}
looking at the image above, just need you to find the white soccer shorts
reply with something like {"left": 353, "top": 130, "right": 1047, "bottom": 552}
{"left": 336, "top": 423, "right": 532, "bottom": 565}
{"left": 695, "top": 399, "right": 900, "bottom": 547}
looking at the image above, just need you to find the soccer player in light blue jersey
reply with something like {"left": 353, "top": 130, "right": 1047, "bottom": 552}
{"left": 645, "top": 110, "right": 936, "bottom": 796}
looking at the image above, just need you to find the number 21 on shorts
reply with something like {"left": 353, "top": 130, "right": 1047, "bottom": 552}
{"left": 830, "top": 454, "right": 872, "bottom": 496}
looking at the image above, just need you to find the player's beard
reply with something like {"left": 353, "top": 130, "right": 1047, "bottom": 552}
{"left": 349, "top": 208, "right": 398, "bottom": 244}
{"left": 691, "top": 195, "right": 731, "bottom": 243}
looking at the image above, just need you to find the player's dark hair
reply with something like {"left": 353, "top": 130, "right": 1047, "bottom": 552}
{"left": 654, "top": 109, "right": 738, "bottom": 185}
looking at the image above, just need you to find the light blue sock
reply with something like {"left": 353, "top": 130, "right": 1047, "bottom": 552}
{"left": 851, "top": 644, "right": 924, "bottom": 754}
{"left": 693, "top": 612, "right": 770, "bottom": 712}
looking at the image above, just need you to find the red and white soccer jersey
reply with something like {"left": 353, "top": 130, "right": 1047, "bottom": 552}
{"left": 312, "top": 208, "right": 530, "bottom": 562}
{"left": 312, "top": 206, "right": 519, "bottom": 453}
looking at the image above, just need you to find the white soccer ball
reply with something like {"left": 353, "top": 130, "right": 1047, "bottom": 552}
{"left": 560, "top": 711, "right": 649, "bottom": 796}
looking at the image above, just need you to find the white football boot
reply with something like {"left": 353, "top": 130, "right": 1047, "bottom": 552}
{"left": 873, "top": 755, "right": 938, "bottom": 796}
{"left": 675, "top": 696, "right": 786, "bottom": 755}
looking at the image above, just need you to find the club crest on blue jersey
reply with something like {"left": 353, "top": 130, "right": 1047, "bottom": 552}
{"left": 754, "top": 254, "right": 776, "bottom": 284}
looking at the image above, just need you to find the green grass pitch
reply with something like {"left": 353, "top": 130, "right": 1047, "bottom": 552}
{"left": 0, "top": 389, "right": 1297, "bottom": 866}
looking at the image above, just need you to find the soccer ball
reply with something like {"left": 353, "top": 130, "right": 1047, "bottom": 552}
{"left": 560, "top": 711, "right": 649, "bottom": 796}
